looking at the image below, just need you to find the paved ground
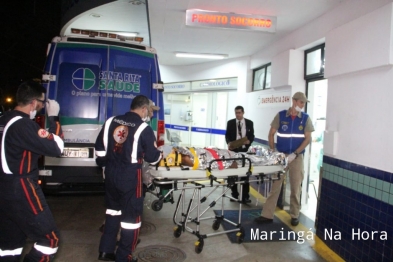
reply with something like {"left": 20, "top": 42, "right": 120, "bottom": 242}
{"left": 20, "top": 185, "right": 326, "bottom": 262}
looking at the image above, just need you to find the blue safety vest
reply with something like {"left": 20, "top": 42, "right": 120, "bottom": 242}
{"left": 276, "top": 110, "right": 309, "bottom": 154}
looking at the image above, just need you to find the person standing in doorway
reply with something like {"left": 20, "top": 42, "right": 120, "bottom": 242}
{"left": 95, "top": 95, "right": 162, "bottom": 262}
{"left": 254, "top": 92, "right": 314, "bottom": 226}
{"left": 225, "top": 105, "right": 254, "bottom": 203}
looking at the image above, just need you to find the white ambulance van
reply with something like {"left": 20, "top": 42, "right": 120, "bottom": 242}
{"left": 38, "top": 30, "right": 164, "bottom": 193}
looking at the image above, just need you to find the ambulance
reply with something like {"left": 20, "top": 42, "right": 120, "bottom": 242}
{"left": 38, "top": 29, "right": 164, "bottom": 193}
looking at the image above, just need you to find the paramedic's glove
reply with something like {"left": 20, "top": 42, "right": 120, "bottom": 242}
{"left": 287, "top": 153, "right": 297, "bottom": 164}
{"left": 46, "top": 99, "right": 60, "bottom": 117}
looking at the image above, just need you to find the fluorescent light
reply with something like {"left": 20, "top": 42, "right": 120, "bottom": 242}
{"left": 175, "top": 52, "right": 228, "bottom": 59}
{"left": 114, "top": 32, "right": 138, "bottom": 37}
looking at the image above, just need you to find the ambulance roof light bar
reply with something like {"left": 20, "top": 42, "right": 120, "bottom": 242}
{"left": 70, "top": 28, "right": 143, "bottom": 43}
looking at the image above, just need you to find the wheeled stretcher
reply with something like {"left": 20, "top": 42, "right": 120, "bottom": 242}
{"left": 148, "top": 157, "right": 284, "bottom": 253}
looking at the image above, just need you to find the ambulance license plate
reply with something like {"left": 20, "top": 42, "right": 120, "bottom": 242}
{"left": 61, "top": 148, "right": 89, "bottom": 158}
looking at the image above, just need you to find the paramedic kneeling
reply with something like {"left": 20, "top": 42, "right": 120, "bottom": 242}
{"left": 0, "top": 81, "right": 64, "bottom": 262}
{"left": 254, "top": 92, "right": 314, "bottom": 226}
{"left": 95, "top": 95, "right": 162, "bottom": 262}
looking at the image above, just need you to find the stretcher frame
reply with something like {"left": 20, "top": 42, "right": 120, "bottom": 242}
{"left": 148, "top": 157, "right": 284, "bottom": 253}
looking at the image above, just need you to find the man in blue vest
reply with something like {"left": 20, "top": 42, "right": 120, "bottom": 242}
{"left": 255, "top": 92, "right": 314, "bottom": 226}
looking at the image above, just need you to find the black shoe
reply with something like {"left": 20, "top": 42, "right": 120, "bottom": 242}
{"left": 242, "top": 199, "right": 251, "bottom": 204}
{"left": 98, "top": 252, "right": 115, "bottom": 261}
{"left": 254, "top": 216, "right": 273, "bottom": 224}
{"left": 291, "top": 218, "right": 299, "bottom": 226}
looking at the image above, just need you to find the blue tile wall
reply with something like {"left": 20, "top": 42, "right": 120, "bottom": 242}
{"left": 317, "top": 156, "right": 393, "bottom": 262}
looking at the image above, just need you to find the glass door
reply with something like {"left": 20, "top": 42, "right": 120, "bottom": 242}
{"left": 163, "top": 93, "right": 192, "bottom": 146}
{"left": 302, "top": 78, "right": 328, "bottom": 221}
{"left": 190, "top": 93, "right": 210, "bottom": 147}
{"left": 163, "top": 91, "right": 231, "bottom": 148}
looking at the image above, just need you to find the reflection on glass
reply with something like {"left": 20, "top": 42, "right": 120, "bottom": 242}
{"left": 265, "top": 65, "right": 271, "bottom": 89}
{"left": 253, "top": 68, "right": 263, "bottom": 90}
{"left": 306, "top": 49, "right": 322, "bottom": 75}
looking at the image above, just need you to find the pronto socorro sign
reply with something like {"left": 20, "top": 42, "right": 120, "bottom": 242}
{"left": 186, "top": 9, "right": 276, "bottom": 33}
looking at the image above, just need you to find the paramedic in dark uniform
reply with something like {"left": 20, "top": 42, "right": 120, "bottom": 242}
{"left": 0, "top": 80, "right": 64, "bottom": 262}
{"left": 254, "top": 92, "right": 314, "bottom": 226}
{"left": 95, "top": 95, "right": 162, "bottom": 262}
{"left": 225, "top": 106, "right": 254, "bottom": 203}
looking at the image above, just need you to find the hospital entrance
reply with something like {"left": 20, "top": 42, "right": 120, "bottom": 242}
{"left": 163, "top": 91, "right": 238, "bottom": 148}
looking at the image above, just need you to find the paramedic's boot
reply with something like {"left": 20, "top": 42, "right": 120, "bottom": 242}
{"left": 291, "top": 218, "right": 299, "bottom": 226}
{"left": 128, "top": 254, "right": 138, "bottom": 262}
{"left": 98, "top": 252, "right": 116, "bottom": 261}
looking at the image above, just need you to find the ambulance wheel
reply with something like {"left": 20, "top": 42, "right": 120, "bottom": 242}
{"left": 151, "top": 200, "right": 163, "bottom": 211}
{"left": 194, "top": 239, "right": 204, "bottom": 254}
{"left": 212, "top": 220, "right": 220, "bottom": 230}
{"left": 236, "top": 227, "right": 245, "bottom": 244}
{"left": 173, "top": 226, "right": 182, "bottom": 238}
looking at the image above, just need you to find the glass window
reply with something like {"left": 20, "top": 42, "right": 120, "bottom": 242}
{"left": 305, "top": 44, "right": 325, "bottom": 79}
{"left": 265, "top": 64, "right": 271, "bottom": 89}
{"left": 252, "top": 63, "right": 271, "bottom": 91}
{"left": 306, "top": 49, "right": 322, "bottom": 75}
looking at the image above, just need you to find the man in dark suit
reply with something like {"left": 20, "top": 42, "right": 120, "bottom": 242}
{"left": 225, "top": 106, "right": 254, "bottom": 203}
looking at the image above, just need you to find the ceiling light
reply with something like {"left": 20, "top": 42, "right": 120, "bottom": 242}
{"left": 115, "top": 32, "right": 138, "bottom": 37}
{"left": 175, "top": 52, "right": 228, "bottom": 59}
{"left": 90, "top": 13, "right": 102, "bottom": 18}
{"left": 129, "top": 0, "right": 145, "bottom": 5}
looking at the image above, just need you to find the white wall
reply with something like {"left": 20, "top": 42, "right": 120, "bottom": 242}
{"left": 325, "top": 3, "right": 393, "bottom": 77}
{"left": 325, "top": 67, "right": 393, "bottom": 171}
{"left": 250, "top": 0, "right": 393, "bottom": 70}
{"left": 324, "top": 3, "right": 393, "bottom": 172}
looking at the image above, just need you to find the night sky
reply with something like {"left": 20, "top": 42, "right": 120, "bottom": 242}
{"left": 0, "top": 0, "right": 61, "bottom": 109}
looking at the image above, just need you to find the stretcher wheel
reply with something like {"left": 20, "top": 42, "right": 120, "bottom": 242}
{"left": 236, "top": 227, "right": 245, "bottom": 244}
{"left": 194, "top": 239, "right": 204, "bottom": 254}
{"left": 151, "top": 200, "right": 163, "bottom": 211}
{"left": 212, "top": 220, "right": 220, "bottom": 230}
{"left": 173, "top": 226, "right": 182, "bottom": 238}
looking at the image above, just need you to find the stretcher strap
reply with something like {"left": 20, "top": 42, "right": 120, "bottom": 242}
{"left": 206, "top": 169, "right": 211, "bottom": 178}
{"left": 175, "top": 151, "right": 179, "bottom": 166}
{"left": 189, "top": 147, "right": 199, "bottom": 170}
{"left": 240, "top": 153, "right": 246, "bottom": 167}
{"left": 205, "top": 148, "right": 224, "bottom": 170}
{"left": 163, "top": 157, "right": 170, "bottom": 171}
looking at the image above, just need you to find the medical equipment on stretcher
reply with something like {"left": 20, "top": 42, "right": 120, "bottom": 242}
{"left": 148, "top": 157, "right": 284, "bottom": 253}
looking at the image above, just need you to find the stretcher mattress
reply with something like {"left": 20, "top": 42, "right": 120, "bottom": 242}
{"left": 149, "top": 165, "right": 283, "bottom": 180}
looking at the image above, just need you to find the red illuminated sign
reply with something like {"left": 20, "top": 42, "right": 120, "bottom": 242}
{"left": 186, "top": 10, "right": 276, "bottom": 32}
